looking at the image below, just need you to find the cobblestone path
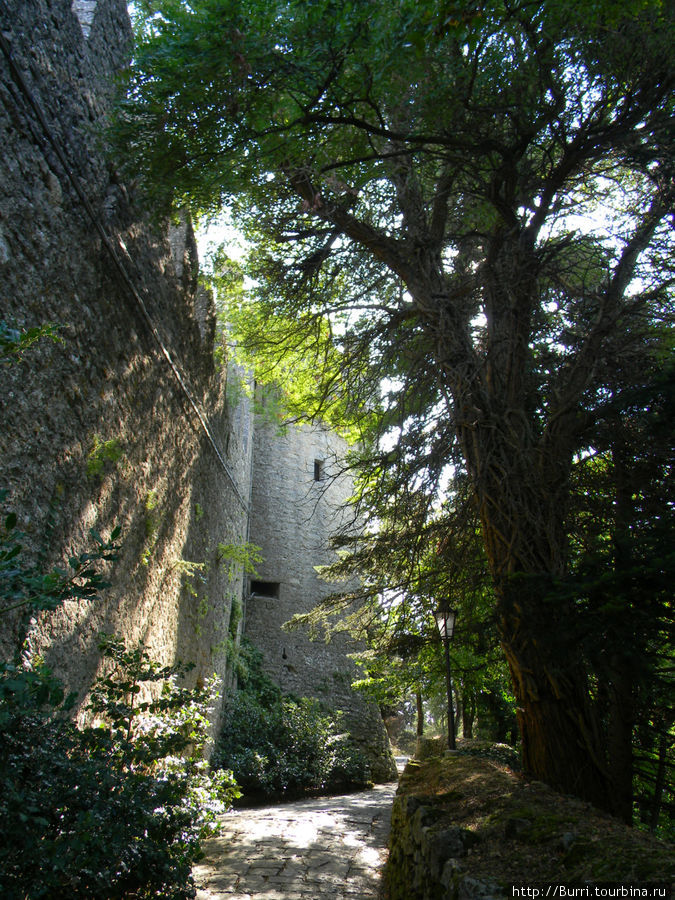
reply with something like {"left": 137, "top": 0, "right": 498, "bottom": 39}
{"left": 193, "top": 781, "right": 397, "bottom": 900}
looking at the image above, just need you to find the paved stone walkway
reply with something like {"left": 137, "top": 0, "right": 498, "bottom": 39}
{"left": 193, "top": 782, "right": 397, "bottom": 900}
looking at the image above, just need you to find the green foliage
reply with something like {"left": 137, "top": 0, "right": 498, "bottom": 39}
{"left": 144, "top": 488, "right": 159, "bottom": 526}
{"left": 141, "top": 489, "right": 160, "bottom": 564}
{"left": 0, "top": 509, "right": 240, "bottom": 898}
{"left": 172, "top": 559, "right": 209, "bottom": 631}
{"left": 0, "top": 642, "right": 239, "bottom": 899}
{"left": 87, "top": 434, "right": 124, "bottom": 479}
{"left": 564, "top": 359, "right": 675, "bottom": 834}
{"left": 212, "top": 640, "right": 369, "bottom": 798}
{"left": 298, "top": 475, "right": 516, "bottom": 745}
{"left": 228, "top": 593, "right": 243, "bottom": 637}
{"left": 0, "top": 320, "right": 62, "bottom": 363}
{"left": 119, "top": 0, "right": 674, "bottom": 812}
{"left": 199, "top": 243, "right": 244, "bottom": 370}
{"left": 215, "top": 539, "right": 261, "bottom": 576}
{"left": 173, "top": 557, "right": 207, "bottom": 583}
{"left": 0, "top": 497, "right": 120, "bottom": 622}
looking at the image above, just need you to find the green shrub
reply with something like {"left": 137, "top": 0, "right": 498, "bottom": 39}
{"left": 0, "top": 320, "right": 62, "bottom": 363}
{"left": 0, "top": 504, "right": 240, "bottom": 899}
{"left": 0, "top": 647, "right": 239, "bottom": 899}
{"left": 212, "top": 640, "right": 369, "bottom": 798}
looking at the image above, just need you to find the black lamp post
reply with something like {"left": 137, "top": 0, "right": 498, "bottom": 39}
{"left": 434, "top": 604, "right": 457, "bottom": 751}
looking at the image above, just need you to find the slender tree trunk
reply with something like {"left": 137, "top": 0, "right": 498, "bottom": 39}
{"left": 415, "top": 689, "right": 424, "bottom": 737}
{"left": 462, "top": 692, "right": 475, "bottom": 739}
{"left": 649, "top": 733, "right": 668, "bottom": 832}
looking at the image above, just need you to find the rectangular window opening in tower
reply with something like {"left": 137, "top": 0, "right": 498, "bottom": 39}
{"left": 314, "top": 459, "right": 324, "bottom": 481}
{"left": 250, "top": 580, "right": 280, "bottom": 599}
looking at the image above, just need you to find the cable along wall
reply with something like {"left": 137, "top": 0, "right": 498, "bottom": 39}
{"left": 0, "top": 0, "right": 252, "bottom": 731}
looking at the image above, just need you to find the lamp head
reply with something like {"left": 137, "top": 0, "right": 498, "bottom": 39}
{"left": 434, "top": 604, "right": 457, "bottom": 640}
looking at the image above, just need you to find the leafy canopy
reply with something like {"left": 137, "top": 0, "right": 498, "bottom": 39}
{"left": 118, "top": 0, "right": 673, "bottom": 460}
{"left": 118, "top": 0, "right": 674, "bottom": 810}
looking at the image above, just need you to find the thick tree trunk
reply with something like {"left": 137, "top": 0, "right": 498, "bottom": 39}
{"left": 430, "top": 226, "right": 630, "bottom": 815}
{"left": 467, "top": 432, "right": 614, "bottom": 811}
{"left": 448, "top": 362, "right": 616, "bottom": 812}
{"left": 497, "top": 573, "right": 614, "bottom": 813}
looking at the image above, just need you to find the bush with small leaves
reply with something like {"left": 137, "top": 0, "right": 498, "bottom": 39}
{"left": 0, "top": 504, "right": 240, "bottom": 899}
{"left": 212, "top": 640, "right": 369, "bottom": 799}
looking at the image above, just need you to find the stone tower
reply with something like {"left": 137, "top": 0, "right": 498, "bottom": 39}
{"left": 245, "top": 414, "right": 397, "bottom": 782}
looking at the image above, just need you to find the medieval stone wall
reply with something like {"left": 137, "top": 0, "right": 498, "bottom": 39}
{"left": 0, "top": 0, "right": 252, "bottom": 726}
{"left": 0, "top": 0, "right": 394, "bottom": 778}
{"left": 245, "top": 416, "right": 397, "bottom": 782}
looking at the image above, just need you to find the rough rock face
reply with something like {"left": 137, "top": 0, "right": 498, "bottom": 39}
{"left": 246, "top": 418, "right": 398, "bottom": 783}
{"left": 0, "top": 0, "right": 252, "bottom": 728}
{"left": 0, "top": 0, "right": 395, "bottom": 777}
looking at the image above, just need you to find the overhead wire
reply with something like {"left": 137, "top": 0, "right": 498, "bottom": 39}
{"left": 0, "top": 12, "right": 250, "bottom": 514}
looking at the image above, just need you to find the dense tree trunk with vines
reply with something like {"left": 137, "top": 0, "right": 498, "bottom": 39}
{"left": 462, "top": 420, "right": 615, "bottom": 812}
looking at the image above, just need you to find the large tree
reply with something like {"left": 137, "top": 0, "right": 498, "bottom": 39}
{"left": 118, "top": 0, "right": 674, "bottom": 814}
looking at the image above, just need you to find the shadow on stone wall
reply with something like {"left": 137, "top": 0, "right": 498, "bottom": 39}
{"left": 0, "top": 0, "right": 250, "bottom": 728}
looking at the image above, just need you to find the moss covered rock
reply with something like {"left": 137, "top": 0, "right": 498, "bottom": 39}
{"left": 384, "top": 754, "right": 674, "bottom": 899}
